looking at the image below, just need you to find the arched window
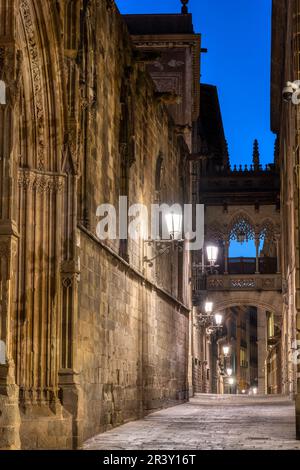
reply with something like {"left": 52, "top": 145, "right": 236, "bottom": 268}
{"left": 259, "top": 220, "right": 276, "bottom": 257}
{"left": 0, "top": 80, "right": 6, "bottom": 105}
{"left": 229, "top": 214, "right": 256, "bottom": 258}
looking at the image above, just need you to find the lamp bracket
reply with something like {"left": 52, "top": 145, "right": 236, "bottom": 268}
{"left": 143, "top": 239, "right": 184, "bottom": 266}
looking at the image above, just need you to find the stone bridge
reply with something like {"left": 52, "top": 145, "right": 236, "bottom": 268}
{"left": 206, "top": 273, "right": 282, "bottom": 318}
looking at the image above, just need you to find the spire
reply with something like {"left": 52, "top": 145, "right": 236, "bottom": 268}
{"left": 181, "top": 0, "right": 189, "bottom": 14}
{"left": 252, "top": 139, "right": 260, "bottom": 168}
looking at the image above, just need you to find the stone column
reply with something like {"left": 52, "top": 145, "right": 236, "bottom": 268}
{"left": 296, "top": 304, "right": 300, "bottom": 438}
{"left": 257, "top": 307, "right": 267, "bottom": 394}
{"left": 224, "top": 238, "right": 229, "bottom": 274}
{"left": 275, "top": 234, "right": 281, "bottom": 273}
{"left": 0, "top": 0, "right": 21, "bottom": 449}
{"left": 255, "top": 235, "right": 260, "bottom": 274}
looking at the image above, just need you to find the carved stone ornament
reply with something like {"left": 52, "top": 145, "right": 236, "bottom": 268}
{"left": 20, "top": 0, "right": 45, "bottom": 170}
{"left": 18, "top": 170, "right": 65, "bottom": 192}
{"left": 105, "top": 0, "right": 116, "bottom": 11}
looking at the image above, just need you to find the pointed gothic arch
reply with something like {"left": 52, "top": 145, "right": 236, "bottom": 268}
{"left": 259, "top": 218, "right": 276, "bottom": 241}
{"left": 13, "top": 0, "right": 69, "bottom": 415}
{"left": 228, "top": 211, "right": 256, "bottom": 241}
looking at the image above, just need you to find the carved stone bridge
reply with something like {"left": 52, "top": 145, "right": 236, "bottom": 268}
{"left": 206, "top": 273, "right": 282, "bottom": 315}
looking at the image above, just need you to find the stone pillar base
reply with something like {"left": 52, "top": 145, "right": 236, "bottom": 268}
{"left": 58, "top": 369, "right": 83, "bottom": 449}
{"left": 0, "top": 362, "right": 21, "bottom": 450}
{"left": 19, "top": 402, "right": 72, "bottom": 449}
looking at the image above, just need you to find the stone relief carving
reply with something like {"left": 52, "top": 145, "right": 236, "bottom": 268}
{"left": 208, "top": 278, "right": 224, "bottom": 288}
{"left": 20, "top": 0, "right": 45, "bottom": 170}
{"left": 262, "top": 278, "right": 275, "bottom": 289}
{"left": 153, "top": 61, "right": 164, "bottom": 71}
{"left": 18, "top": 170, "right": 65, "bottom": 192}
{"left": 230, "top": 279, "right": 256, "bottom": 289}
{"left": 168, "top": 60, "right": 184, "bottom": 68}
{"left": 153, "top": 77, "right": 179, "bottom": 93}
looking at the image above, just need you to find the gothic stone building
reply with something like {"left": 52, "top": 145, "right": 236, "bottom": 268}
{"left": 271, "top": 0, "right": 300, "bottom": 438}
{"left": 1, "top": 0, "right": 299, "bottom": 451}
{"left": 0, "top": 0, "right": 205, "bottom": 449}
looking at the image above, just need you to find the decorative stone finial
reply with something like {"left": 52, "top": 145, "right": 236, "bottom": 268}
{"left": 181, "top": 0, "right": 189, "bottom": 14}
{"left": 223, "top": 139, "right": 230, "bottom": 168}
{"left": 252, "top": 139, "right": 260, "bottom": 168}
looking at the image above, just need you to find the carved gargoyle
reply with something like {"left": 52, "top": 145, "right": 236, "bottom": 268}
{"left": 154, "top": 92, "right": 182, "bottom": 105}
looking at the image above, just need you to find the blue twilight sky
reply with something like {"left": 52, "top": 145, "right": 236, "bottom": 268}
{"left": 116, "top": 0, "right": 275, "bottom": 170}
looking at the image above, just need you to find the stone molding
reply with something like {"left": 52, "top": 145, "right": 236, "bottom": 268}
{"left": 20, "top": 0, "right": 45, "bottom": 170}
{"left": 18, "top": 169, "right": 65, "bottom": 192}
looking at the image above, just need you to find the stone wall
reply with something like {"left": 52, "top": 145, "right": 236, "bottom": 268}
{"left": 0, "top": 0, "right": 192, "bottom": 449}
{"left": 271, "top": 0, "right": 300, "bottom": 437}
{"left": 75, "top": 0, "right": 191, "bottom": 442}
{"left": 78, "top": 231, "right": 189, "bottom": 441}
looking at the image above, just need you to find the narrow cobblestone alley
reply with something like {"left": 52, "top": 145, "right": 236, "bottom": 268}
{"left": 83, "top": 395, "right": 300, "bottom": 450}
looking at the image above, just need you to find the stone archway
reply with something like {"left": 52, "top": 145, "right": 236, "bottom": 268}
{"left": 210, "top": 291, "right": 282, "bottom": 319}
{"left": 208, "top": 290, "right": 282, "bottom": 395}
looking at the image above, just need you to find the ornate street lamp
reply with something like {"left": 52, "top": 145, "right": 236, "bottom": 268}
{"left": 143, "top": 209, "right": 183, "bottom": 266}
{"left": 237, "top": 230, "right": 246, "bottom": 244}
{"left": 205, "top": 301, "right": 213, "bottom": 314}
{"left": 206, "top": 245, "right": 218, "bottom": 266}
{"left": 228, "top": 377, "right": 235, "bottom": 386}
{"left": 165, "top": 211, "right": 183, "bottom": 241}
{"left": 195, "top": 301, "right": 223, "bottom": 333}
{"left": 223, "top": 345, "right": 230, "bottom": 357}
{"left": 226, "top": 368, "right": 233, "bottom": 377}
{"left": 192, "top": 242, "right": 219, "bottom": 275}
{"left": 214, "top": 313, "right": 223, "bottom": 326}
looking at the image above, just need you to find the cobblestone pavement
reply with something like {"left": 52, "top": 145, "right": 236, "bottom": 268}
{"left": 83, "top": 394, "right": 300, "bottom": 450}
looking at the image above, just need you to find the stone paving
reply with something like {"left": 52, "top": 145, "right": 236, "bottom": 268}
{"left": 83, "top": 394, "right": 300, "bottom": 450}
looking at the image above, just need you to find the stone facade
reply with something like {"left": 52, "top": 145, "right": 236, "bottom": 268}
{"left": 0, "top": 0, "right": 194, "bottom": 449}
{"left": 271, "top": 0, "right": 300, "bottom": 438}
{"left": 191, "top": 85, "right": 282, "bottom": 394}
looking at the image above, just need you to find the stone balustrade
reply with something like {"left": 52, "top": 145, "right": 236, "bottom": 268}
{"left": 206, "top": 274, "right": 282, "bottom": 292}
